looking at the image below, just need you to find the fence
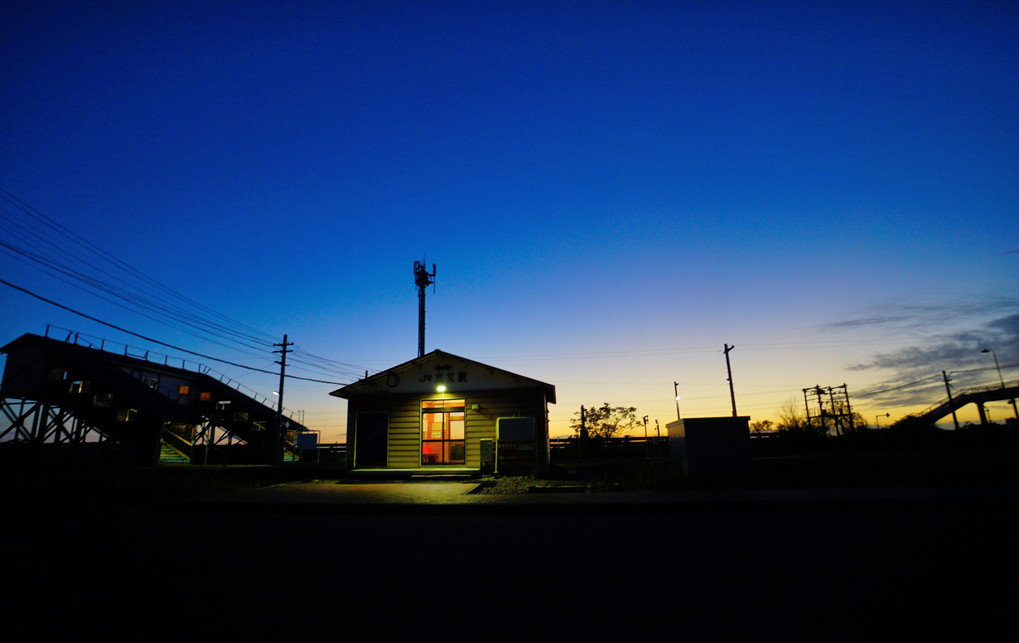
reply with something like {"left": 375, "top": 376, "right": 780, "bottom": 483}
{"left": 550, "top": 436, "right": 670, "bottom": 461}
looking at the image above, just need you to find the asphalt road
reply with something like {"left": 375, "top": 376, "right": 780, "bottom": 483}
{"left": 7, "top": 484, "right": 1019, "bottom": 640}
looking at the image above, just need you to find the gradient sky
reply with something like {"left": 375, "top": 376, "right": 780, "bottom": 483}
{"left": 2, "top": 0, "right": 1017, "bottom": 441}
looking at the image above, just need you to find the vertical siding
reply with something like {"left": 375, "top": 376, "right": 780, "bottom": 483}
{"left": 467, "top": 390, "right": 547, "bottom": 471}
{"left": 349, "top": 396, "right": 419, "bottom": 469}
{"left": 349, "top": 389, "right": 550, "bottom": 471}
{"left": 386, "top": 396, "right": 421, "bottom": 468}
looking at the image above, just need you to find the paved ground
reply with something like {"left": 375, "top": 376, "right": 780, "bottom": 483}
{"left": 9, "top": 479, "right": 1019, "bottom": 639}
{"left": 185, "top": 479, "right": 1019, "bottom": 506}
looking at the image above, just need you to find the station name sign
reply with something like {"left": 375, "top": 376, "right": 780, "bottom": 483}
{"left": 418, "top": 363, "right": 468, "bottom": 384}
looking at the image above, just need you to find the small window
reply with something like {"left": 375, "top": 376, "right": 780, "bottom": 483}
{"left": 116, "top": 408, "right": 138, "bottom": 422}
{"left": 232, "top": 411, "right": 249, "bottom": 422}
{"left": 69, "top": 380, "right": 90, "bottom": 394}
{"left": 216, "top": 400, "right": 231, "bottom": 411}
{"left": 93, "top": 393, "right": 114, "bottom": 408}
{"left": 178, "top": 385, "right": 190, "bottom": 395}
{"left": 200, "top": 392, "right": 212, "bottom": 401}
{"left": 48, "top": 368, "right": 68, "bottom": 382}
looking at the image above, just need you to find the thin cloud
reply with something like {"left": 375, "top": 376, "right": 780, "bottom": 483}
{"left": 849, "top": 312, "right": 1019, "bottom": 408}
{"left": 825, "top": 315, "right": 915, "bottom": 330}
{"left": 822, "top": 297, "right": 1019, "bottom": 334}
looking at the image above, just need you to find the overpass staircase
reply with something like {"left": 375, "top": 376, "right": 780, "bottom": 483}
{"left": 1, "top": 332, "right": 308, "bottom": 464}
{"left": 904, "top": 382, "right": 1019, "bottom": 427}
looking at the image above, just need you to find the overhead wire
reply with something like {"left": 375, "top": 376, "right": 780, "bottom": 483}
{"left": 0, "top": 189, "right": 277, "bottom": 346}
{"left": 0, "top": 237, "right": 274, "bottom": 358}
{"left": 1, "top": 188, "right": 369, "bottom": 380}
{"left": 853, "top": 362, "right": 1018, "bottom": 399}
{"left": 0, "top": 278, "right": 350, "bottom": 385}
{"left": 0, "top": 193, "right": 276, "bottom": 350}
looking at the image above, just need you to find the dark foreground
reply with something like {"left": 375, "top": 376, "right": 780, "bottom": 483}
{"left": 5, "top": 471, "right": 1019, "bottom": 641}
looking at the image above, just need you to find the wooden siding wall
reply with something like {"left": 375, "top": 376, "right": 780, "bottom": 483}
{"left": 465, "top": 389, "right": 548, "bottom": 469}
{"left": 385, "top": 396, "right": 423, "bottom": 468}
{"left": 348, "top": 388, "right": 550, "bottom": 470}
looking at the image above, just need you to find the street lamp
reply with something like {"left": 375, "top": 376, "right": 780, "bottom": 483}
{"left": 673, "top": 381, "right": 681, "bottom": 420}
{"left": 981, "top": 349, "right": 1005, "bottom": 388}
{"left": 642, "top": 415, "right": 649, "bottom": 459}
{"left": 981, "top": 348, "right": 1018, "bottom": 420}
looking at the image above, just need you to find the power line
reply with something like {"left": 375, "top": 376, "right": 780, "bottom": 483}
{"left": 0, "top": 277, "right": 349, "bottom": 386}
{"left": 0, "top": 189, "right": 276, "bottom": 348}
{"left": 1, "top": 188, "right": 369, "bottom": 377}
{"left": 854, "top": 362, "right": 1019, "bottom": 399}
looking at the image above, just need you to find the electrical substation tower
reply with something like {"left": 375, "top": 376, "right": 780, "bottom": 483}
{"left": 802, "top": 383, "right": 855, "bottom": 436}
{"left": 414, "top": 260, "right": 436, "bottom": 358}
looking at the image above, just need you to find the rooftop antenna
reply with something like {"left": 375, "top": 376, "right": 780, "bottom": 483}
{"left": 414, "top": 260, "right": 436, "bottom": 357}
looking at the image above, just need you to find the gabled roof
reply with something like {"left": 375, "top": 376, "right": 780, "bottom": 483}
{"left": 329, "top": 349, "right": 555, "bottom": 403}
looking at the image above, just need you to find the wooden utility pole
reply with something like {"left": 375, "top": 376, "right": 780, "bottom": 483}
{"left": 274, "top": 334, "right": 292, "bottom": 464}
{"left": 724, "top": 344, "right": 737, "bottom": 417}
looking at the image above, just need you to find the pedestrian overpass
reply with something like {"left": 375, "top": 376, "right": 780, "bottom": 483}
{"left": 0, "top": 332, "right": 310, "bottom": 464}
{"left": 904, "top": 382, "right": 1019, "bottom": 428}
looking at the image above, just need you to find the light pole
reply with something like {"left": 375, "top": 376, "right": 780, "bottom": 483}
{"left": 982, "top": 348, "right": 1018, "bottom": 420}
{"left": 723, "top": 344, "right": 737, "bottom": 417}
{"left": 875, "top": 412, "right": 889, "bottom": 428}
{"left": 673, "top": 381, "right": 681, "bottom": 421}
{"left": 982, "top": 348, "right": 1005, "bottom": 387}
{"left": 642, "top": 415, "right": 649, "bottom": 459}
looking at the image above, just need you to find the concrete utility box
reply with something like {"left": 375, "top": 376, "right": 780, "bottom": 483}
{"left": 666, "top": 417, "right": 752, "bottom": 478}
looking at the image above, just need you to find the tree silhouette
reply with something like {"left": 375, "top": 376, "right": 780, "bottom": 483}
{"left": 570, "top": 403, "right": 641, "bottom": 438}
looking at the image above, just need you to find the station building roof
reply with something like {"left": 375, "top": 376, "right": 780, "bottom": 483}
{"left": 329, "top": 349, "right": 556, "bottom": 404}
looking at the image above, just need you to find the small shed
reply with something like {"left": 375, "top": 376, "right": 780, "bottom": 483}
{"left": 330, "top": 350, "right": 555, "bottom": 475}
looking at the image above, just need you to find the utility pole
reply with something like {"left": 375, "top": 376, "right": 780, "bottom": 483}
{"left": 943, "top": 370, "right": 960, "bottom": 431}
{"left": 414, "top": 260, "right": 436, "bottom": 358}
{"left": 274, "top": 334, "right": 293, "bottom": 465}
{"left": 723, "top": 344, "right": 737, "bottom": 417}
{"left": 674, "top": 381, "right": 681, "bottom": 420}
{"left": 643, "top": 415, "right": 649, "bottom": 459}
{"left": 579, "top": 405, "right": 587, "bottom": 461}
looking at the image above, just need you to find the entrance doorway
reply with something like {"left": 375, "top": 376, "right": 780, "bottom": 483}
{"left": 355, "top": 412, "right": 388, "bottom": 467}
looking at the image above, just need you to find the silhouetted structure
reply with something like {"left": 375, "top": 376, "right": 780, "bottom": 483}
{"left": 666, "top": 416, "right": 752, "bottom": 478}
{"left": 0, "top": 332, "right": 309, "bottom": 464}
{"left": 902, "top": 381, "right": 1019, "bottom": 428}
{"left": 414, "top": 260, "right": 436, "bottom": 358}
{"left": 330, "top": 350, "right": 555, "bottom": 475}
{"left": 803, "top": 384, "right": 855, "bottom": 436}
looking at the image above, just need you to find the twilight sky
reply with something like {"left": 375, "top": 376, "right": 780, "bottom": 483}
{"left": 2, "top": 0, "right": 1017, "bottom": 440}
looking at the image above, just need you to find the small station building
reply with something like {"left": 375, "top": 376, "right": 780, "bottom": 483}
{"left": 330, "top": 350, "right": 555, "bottom": 475}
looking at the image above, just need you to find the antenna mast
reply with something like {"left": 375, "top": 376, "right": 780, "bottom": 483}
{"left": 414, "top": 260, "right": 436, "bottom": 357}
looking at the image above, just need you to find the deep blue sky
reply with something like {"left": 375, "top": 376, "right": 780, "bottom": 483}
{"left": 2, "top": 0, "right": 1017, "bottom": 438}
